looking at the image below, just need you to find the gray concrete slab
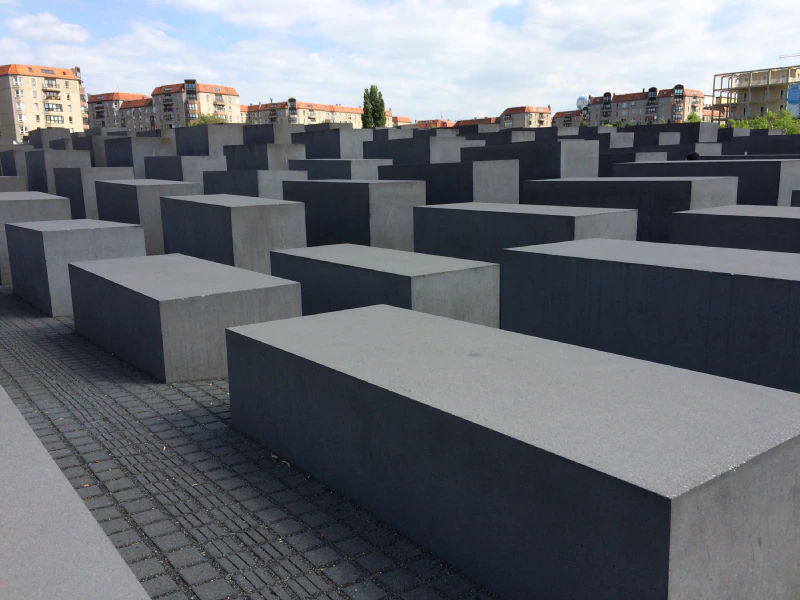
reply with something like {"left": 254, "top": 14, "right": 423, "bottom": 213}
{"left": 223, "top": 143, "right": 306, "bottom": 170}
{"left": 364, "top": 136, "right": 484, "bottom": 165}
{"left": 288, "top": 158, "right": 392, "bottom": 180}
{"left": 54, "top": 166, "right": 134, "bottom": 219}
{"left": 175, "top": 124, "right": 244, "bottom": 157}
{"left": 70, "top": 254, "right": 301, "bottom": 382}
{"left": 70, "top": 135, "right": 110, "bottom": 167}
{"left": 671, "top": 205, "right": 800, "bottom": 253}
{"left": 523, "top": 176, "right": 738, "bottom": 242}
{"left": 95, "top": 179, "right": 202, "bottom": 255}
{"left": 501, "top": 238, "right": 800, "bottom": 393}
{"left": 104, "top": 137, "right": 176, "bottom": 178}
{"left": 28, "top": 127, "right": 72, "bottom": 149}
{"left": 0, "top": 175, "right": 26, "bottom": 192}
{"left": 24, "top": 149, "right": 92, "bottom": 194}
{"left": 291, "top": 128, "right": 373, "bottom": 159}
{"left": 203, "top": 169, "right": 307, "bottom": 199}
{"left": 415, "top": 202, "right": 637, "bottom": 262}
{"left": 7, "top": 219, "right": 146, "bottom": 316}
{"left": 623, "top": 122, "right": 719, "bottom": 144}
{"left": 228, "top": 304, "right": 800, "bottom": 600}
{"left": 0, "top": 384, "right": 150, "bottom": 600}
{"left": 598, "top": 151, "right": 668, "bottom": 177}
{"left": 378, "top": 160, "right": 519, "bottom": 204}
{"left": 161, "top": 194, "right": 306, "bottom": 274}
{"left": 143, "top": 155, "right": 226, "bottom": 192}
{"left": 243, "top": 122, "right": 306, "bottom": 145}
{"left": 0, "top": 146, "right": 35, "bottom": 181}
{"left": 0, "top": 191, "right": 71, "bottom": 285}
{"left": 271, "top": 244, "right": 499, "bottom": 326}
{"left": 614, "top": 159, "right": 800, "bottom": 206}
{"left": 282, "top": 180, "right": 426, "bottom": 250}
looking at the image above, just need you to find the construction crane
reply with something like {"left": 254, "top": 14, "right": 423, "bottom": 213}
{"left": 779, "top": 53, "right": 800, "bottom": 58}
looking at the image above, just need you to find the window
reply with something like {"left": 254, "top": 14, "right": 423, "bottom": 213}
{"left": 14, "top": 89, "right": 23, "bottom": 98}
{"left": 32, "top": 90, "right": 37, "bottom": 98}
{"left": 187, "top": 103, "right": 198, "bottom": 110}
{"left": 41, "top": 68, "right": 55, "bottom": 74}
{"left": 46, "top": 115, "right": 64, "bottom": 124}
{"left": 35, "top": 115, "right": 40, "bottom": 122}
{"left": 69, "top": 116, "right": 73, "bottom": 123}
{"left": 44, "top": 103, "right": 63, "bottom": 112}
{"left": 65, "top": 81, "right": 70, "bottom": 88}
{"left": 781, "top": 89, "right": 786, "bottom": 99}
{"left": 188, "top": 113, "right": 198, "bottom": 120}
{"left": 11, "top": 76, "right": 22, "bottom": 85}
{"left": 15, "top": 102, "right": 25, "bottom": 110}
{"left": 33, "top": 103, "right": 38, "bottom": 110}
{"left": 66, "top": 93, "right": 71, "bottom": 100}
{"left": 17, "top": 114, "right": 27, "bottom": 123}
{"left": 19, "top": 126, "right": 28, "bottom": 135}
{"left": 68, "top": 105, "right": 72, "bottom": 111}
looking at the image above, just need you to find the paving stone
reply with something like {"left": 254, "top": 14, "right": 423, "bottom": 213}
{"left": 131, "top": 557, "right": 166, "bottom": 579}
{"left": 180, "top": 562, "right": 222, "bottom": 585}
{"left": 323, "top": 562, "right": 364, "bottom": 586}
{"left": 345, "top": 581, "right": 387, "bottom": 600}
{"left": 194, "top": 578, "right": 236, "bottom": 600}
{"left": 167, "top": 547, "right": 206, "bottom": 569}
{"left": 141, "top": 575, "right": 179, "bottom": 598}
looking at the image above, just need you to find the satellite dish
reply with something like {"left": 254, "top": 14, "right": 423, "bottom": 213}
{"left": 576, "top": 95, "right": 590, "bottom": 110}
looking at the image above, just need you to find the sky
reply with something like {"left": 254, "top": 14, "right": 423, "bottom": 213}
{"left": 1, "top": 0, "right": 798, "bottom": 121}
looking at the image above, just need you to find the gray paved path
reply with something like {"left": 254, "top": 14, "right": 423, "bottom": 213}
{"left": 0, "top": 289, "right": 493, "bottom": 600}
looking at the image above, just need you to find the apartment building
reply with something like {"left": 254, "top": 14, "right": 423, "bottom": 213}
{"left": 713, "top": 65, "right": 800, "bottom": 123}
{"left": 579, "top": 85, "right": 704, "bottom": 127}
{"left": 455, "top": 117, "right": 498, "bottom": 127}
{"left": 417, "top": 119, "right": 456, "bottom": 129}
{"left": 152, "top": 79, "right": 239, "bottom": 129}
{"left": 88, "top": 92, "right": 149, "bottom": 129}
{"left": 552, "top": 109, "right": 583, "bottom": 128}
{"left": 120, "top": 98, "right": 156, "bottom": 132}
{"left": 0, "top": 63, "right": 85, "bottom": 142}
{"left": 240, "top": 98, "right": 394, "bottom": 129}
{"left": 499, "top": 106, "right": 552, "bottom": 128}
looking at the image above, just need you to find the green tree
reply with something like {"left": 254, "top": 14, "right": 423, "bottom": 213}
{"left": 579, "top": 121, "right": 588, "bottom": 127}
{"left": 190, "top": 114, "right": 226, "bottom": 126}
{"left": 686, "top": 112, "right": 701, "bottom": 123}
{"left": 612, "top": 119, "right": 625, "bottom": 128}
{"left": 729, "top": 109, "right": 800, "bottom": 134}
{"left": 361, "top": 85, "right": 386, "bottom": 128}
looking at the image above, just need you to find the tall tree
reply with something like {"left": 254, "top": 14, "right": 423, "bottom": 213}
{"left": 361, "top": 85, "right": 386, "bottom": 128}
{"left": 686, "top": 112, "right": 701, "bottom": 123}
{"left": 362, "top": 87, "right": 374, "bottom": 129}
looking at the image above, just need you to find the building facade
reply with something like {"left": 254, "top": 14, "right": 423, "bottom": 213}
{"left": 455, "top": 117, "right": 498, "bottom": 127}
{"left": 239, "top": 98, "right": 397, "bottom": 128}
{"left": 499, "top": 106, "right": 552, "bottom": 128}
{"left": 0, "top": 63, "right": 85, "bottom": 142}
{"left": 152, "top": 80, "right": 239, "bottom": 129}
{"left": 578, "top": 85, "right": 704, "bottom": 127}
{"left": 416, "top": 119, "right": 456, "bottom": 129}
{"left": 88, "top": 92, "right": 149, "bottom": 129}
{"left": 120, "top": 98, "right": 156, "bottom": 132}
{"left": 552, "top": 109, "right": 583, "bottom": 128}
{"left": 713, "top": 65, "right": 800, "bottom": 123}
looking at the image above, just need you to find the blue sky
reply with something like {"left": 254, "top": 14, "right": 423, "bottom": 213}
{"left": 0, "top": 0, "right": 796, "bottom": 120}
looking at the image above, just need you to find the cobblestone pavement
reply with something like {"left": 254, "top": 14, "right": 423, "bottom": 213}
{"left": 0, "top": 289, "right": 494, "bottom": 600}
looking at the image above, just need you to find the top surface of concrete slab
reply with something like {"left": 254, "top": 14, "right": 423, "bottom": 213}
{"left": 511, "top": 238, "right": 800, "bottom": 280}
{"left": 309, "top": 179, "right": 414, "bottom": 185}
{"left": 274, "top": 244, "right": 494, "bottom": 276}
{"left": 423, "top": 202, "right": 635, "bottom": 216}
{"left": 230, "top": 305, "right": 800, "bottom": 498}
{"left": 96, "top": 178, "right": 189, "bottom": 187}
{"left": 9, "top": 218, "right": 140, "bottom": 232}
{"left": 0, "top": 191, "right": 65, "bottom": 201}
{"left": 164, "top": 194, "right": 298, "bottom": 208}
{"left": 534, "top": 177, "right": 735, "bottom": 182}
{"left": 619, "top": 159, "right": 800, "bottom": 165}
{"left": 676, "top": 205, "right": 800, "bottom": 219}
{"left": 71, "top": 254, "right": 296, "bottom": 301}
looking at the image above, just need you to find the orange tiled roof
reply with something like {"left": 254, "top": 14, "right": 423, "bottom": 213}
{"left": 658, "top": 88, "right": 704, "bottom": 98}
{"left": 392, "top": 116, "right": 412, "bottom": 124}
{"left": 554, "top": 110, "right": 582, "bottom": 118}
{"left": 500, "top": 105, "right": 551, "bottom": 116}
{"left": 0, "top": 63, "right": 79, "bottom": 80}
{"left": 152, "top": 83, "right": 239, "bottom": 96}
{"left": 241, "top": 100, "right": 393, "bottom": 117}
{"left": 120, "top": 98, "right": 153, "bottom": 109}
{"left": 417, "top": 119, "right": 456, "bottom": 129}
{"left": 89, "top": 92, "right": 149, "bottom": 104}
{"left": 613, "top": 92, "right": 648, "bottom": 102}
{"left": 455, "top": 117, "right": 499, "bottom": 126}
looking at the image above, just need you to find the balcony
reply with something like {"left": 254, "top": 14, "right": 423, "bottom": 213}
{"left": 42, "top": 81, "right": 59, "bottom": 89}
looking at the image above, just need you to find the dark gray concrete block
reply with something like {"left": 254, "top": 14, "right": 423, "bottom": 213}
{"left": 501, "top": 238, "right": 800, "bottom": 393}
{"left": 243, "top": 123, "right": 306, "bottom": 145}
{"left": 175, "top": 124, "right": 244, "bottom": 157}
{"left": 717, "top": 128, "right": 751, "bottom": 142}
{"left": 28, "top": 127, "right": 72, "bottom": 149}
{"left": 623, "top": 122, "right": 719, "bottom": 144}
{"left": 599, "top": 151, "right": 668, "bottom": 177}
{"left": 95, "top": 179, "right": 202, "bottom": 254}
{"left": 456, "top": 123, "right": 501, "bottom": 134}
{"left": 462, "top": 129, "right": 539, "bottom": 145}
{"left": 670, "top": 206, "right": 800, "bottom": 253}
{"left": 0, "top": 146, "right": 35, "bottom": 180}
{"left": 143, "top": 156, "right": 226, "bottom": 191}
{"left": 288, "top": 158, "right": 392, "bottom": 180}
{"left": 461, "top": 140, "right": 600, "bottom": 195}
{"left": 71, "top": 135, "right": 110, "bottom": 167}
{"left": 0, "top": 385, "right": 150, "bottom": 600}
{"left": 70, "top": 254, "right": 301, "bottom": 382}
{"left": 523, "top": 177, "right": 738, "bottom": 242}
{"left": 0, "top": 192, "right": 71, "bottom": 285}
{"left": 282, "top": 180, "right": 425, "bottom": 250}
{"left": 414, "top": 203, "right": 637, "bottom": 263}
{"left": 6, "top": 219, "right": 146, "bottom": 316}
{"left": 271, "top": 244, "right": 499, "bottom": 326}
{"left": 378, "top": 160, "right": 519, "bottom": 204}
{"left": 614, "top": 159, "right": 800, "bottom": 206}
{"left": 723, "top": 134, "right": 800, "bottom": 155}
{"left": 364, "top": 136, "right": 484, "bottom": 165}
{"left": 291, "top": 128, "right": 373, "bottom": 159}
{"left": 203, "top": 169, "right": 307, "bottom": 199}
{"left": 104, "top": 137, "right": 176, "bottom": 178}
{"left": 227, "top": 304, "right": 800, "bottom": 600}
{"left": 25, "top": 149, "right": 92, "bottom": 194}
{"left": 793, "top": 190, "right": 800, "bottom": 207}
{"left": 0, "top": 176, "right": 26, "bottom": 192}
{"left": 222, "top": 143, "right": 305, "bottom": 170}
{"left": 161, "top": 194, "right": 306, "bottom": 274}
{"left": 53, "top": 166, "right": 134, "bottom": 219}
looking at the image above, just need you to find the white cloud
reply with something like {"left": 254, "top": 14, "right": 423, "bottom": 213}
{"left": 6, "top": 12, "right": 90, "bottom": 43}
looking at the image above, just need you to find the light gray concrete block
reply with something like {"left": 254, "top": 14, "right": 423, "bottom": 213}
{"left": 288, "top": 158, "right": 392, "bottom": 180}
{"left": 53, "top": 166, "right": 134, "bottom": 218}
{"left": 0, "top": 176, "right": 26, "bottom": 192}
{"left": 415, "top": 203, "right": 637, "bottom": 262}
{"left": 6, "top": 219, "right": 146, "bottom": 316}
{"left": 95, "top": 179, "right": 202, "bottom": 254}
{"left": 671, "top": 205, "right": 800, "bottom": 253}
{"left": 227, "top": 304, "right": 800, "bottom": 600}
{"left": 161, "top": 194, "right": 306, "bottom": 274}
{"left": 0, "top": 385, "right": 150, "bottom": 600}
{"left": 271, "top": 244, "right": 499, "bottom": 326}
{"left": 28, "top": 127, "right": 71, "bottom": 149}
{"left": 502, "top": 238, "right": 800, "bottom": 393}
{"left": 0, "top": 146, "right": 35, "bottom": 181}
{"left": 282, "top": 180, "right": 426, "bottom": 250}
{"left": 203, "top": 169, "right": 308, "bottom": 199}
{"left": 143, "top": 155, "right": 226, "bottom": 192}
{"left": 291, "top": 128, "right": 373, "bottom": 159}
{"left": 523, "top": 177, "right": 738, "bottom": 242}
{"left": 25, "top": 149, "right": 92, "bottom": 194}
{"left": 0, "top": 192, "right": 71, "bottom": 285}
{"left": 70, "top": 254, "right": 301, "bottom": 382}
